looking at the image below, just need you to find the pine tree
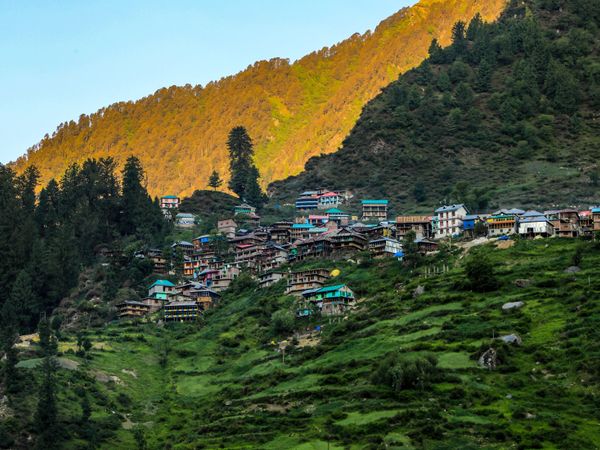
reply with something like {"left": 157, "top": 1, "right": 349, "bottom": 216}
{"left": 428, "top": 39, "right": 445, "bottom": 64}
{"left": 208, "top": 170, "right": 223, "bottom": 190}
{"left": 38, "top": 316, "right": 57, "bottom": 357}
{"left": 243, "top": 166, "right": 266, "bottom": 208}
{"left": 9, "top": 270, "right": 37, "bottom": 331}
{"left": 451, "top": 21, "right": 468, "bottom": 56}
{"left": 226, "top": 127, "right": 266, "bottom": 206}
{"left": 35, "top": 357, "right": 59, "bottom": 449}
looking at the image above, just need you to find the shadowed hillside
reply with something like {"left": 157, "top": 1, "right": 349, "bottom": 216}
{"left": 12, "top": 0, "right": 506, "bottom": 197}
{"left": 270, "top": 0, "right": 600, "bottom": 212}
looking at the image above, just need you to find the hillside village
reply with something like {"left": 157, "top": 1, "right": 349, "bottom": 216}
{"left": 117, "top": 189, "right": 600, "bottom": 323}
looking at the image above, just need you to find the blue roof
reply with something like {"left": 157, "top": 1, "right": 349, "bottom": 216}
{"left": 292, "top": 223, "right": 315, "bottom": 229}
{"left": 394, "top": 251, "right": 405, "bottom": 258}
{"left": 521, "top": 210, "right": 545, "bottom": 218}
{"left": 361, "top": 199, "right": 388, "bottom": 205}
{"left": 463, "top": 215, "right": 479, "bottom": 220}
{"left": 591, "top": 207, "right": 600, "bottom": 213}
{"left": 150, "top": 279, "right": 175, "bottom": 288}
{"left": 435, "top": 204, "right": 466, "bottom": 213}
{"left": 161, "top": 195, "right": 178, "bottom": 199}
{"left": 315, "top": 284, "right": 348, "bottom": 293}
{"left": 325, "top": 208, "right": 347, "bottom": 214}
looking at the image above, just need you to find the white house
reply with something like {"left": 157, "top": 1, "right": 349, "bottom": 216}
{"left": 518, "top": 211, "right": 554, "bottom": 238}
{"left": 434, "top": 204, "right": 469, "bottom": 239}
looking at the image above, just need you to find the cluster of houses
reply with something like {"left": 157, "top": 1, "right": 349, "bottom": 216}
{"left": 132, "top": 191, "right": 600, "bottom": 323}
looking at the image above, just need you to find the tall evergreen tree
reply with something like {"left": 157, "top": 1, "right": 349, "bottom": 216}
{"left": 226, "top": 126, "right": 266, "bottom": 206}
{"left": 35, "top": 357, "right": 59, "bottom": 449}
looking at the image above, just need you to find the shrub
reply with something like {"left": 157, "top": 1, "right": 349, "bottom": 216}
{"left": 464, "top": 253, "right": 498, "bottom": 291}
{"left": 271, "top": 309, "right": 296, "bottom": 335}
{"left": 372, "top": 352, "right": 440, "bottom": 391}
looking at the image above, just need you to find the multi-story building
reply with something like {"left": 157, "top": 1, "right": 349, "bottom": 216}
{"left": 368, "top": 237, "right": 402, "bottom": 258}
{"left": 148, "top": 279, "right": 176, "bottom": 300}
{"left": 164, "top": 301, "right": 199, "bottom": 322}
{"left": 295, "top": 191, "right": 320, "bottom": 210}
{"left": 486, "top": 210, "right": 522, "bottom": 237}
{"left": 160, "top": 195, "right": 180, "bottom": 210}
{"left": 317, "top": 191, "right": 342, "bottom": 209}
{"left": 518, "top": 211, "right": 555, "bottom": 238}
{"left": 117, "top": 301, "right": 151, "bottom": 319}
{"left": 593, "top": 207, "right": 600, "bottom": 232}
{"left": 361, "top": 200, "right": 389, "bottom": 221}
{"left": 300, "top": 284, "right": 355, "bottom": 316}
{"left": 234, "top": 203, "right": 256, "bottom": 216}
{"left": 395, "top": 215, "right": 433, "bottom": 240}
{"left": 258, "top": 271, "right": 287, "bottom": 289}
{"left": 175, "top": 213, "right": 195, "bottom": 228}
{"left": 544, "top": 209, "right": 581, "bottom": 238}
{"left": 434, "top": 204, "right": 468, "bottom": 239}
{"left": 325, "top": 208, "right": 350, "bottom": 226}
{"left": 217, "top": 219, "right": 237, "bottom": 239}
{"left": 286, "top": 268, "right": 331, "bottom": 296}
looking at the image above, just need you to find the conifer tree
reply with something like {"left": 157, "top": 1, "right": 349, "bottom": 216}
{"left": 226, "top": 127, "right": 266, "bottom": 206}
{"left": 208, "top": 170, "right": 223, "bottom": 190}
{"left": 35, "top": 357, "right": 59, "bottom": 449}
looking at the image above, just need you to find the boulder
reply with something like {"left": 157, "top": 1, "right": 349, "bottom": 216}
{"left": 478, "top": 348, "right": 497, "bottom": 370}
{"left": 514, "top": 279, "right": 531, "bottom": 288}
{"left": 502, "top": 301, "right": 524, "bottom": 311}
{"left": 499, "top": 334, "right": 522, "bottom": 345}
{"left": 564, "top": 266, "right": 581, "bottom": 274}
{"left": 413, "top": 285, "right": 425, "bottom": 298}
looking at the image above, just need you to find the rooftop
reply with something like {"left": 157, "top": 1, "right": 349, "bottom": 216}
{"left": 435, "top": 204, "right": 466, "bottom": 213}
{"left": 150, "top": 279, "right": 175, "bottom": 288}
{"left": 361, "top": 199, "right": 389, "bottom": 205}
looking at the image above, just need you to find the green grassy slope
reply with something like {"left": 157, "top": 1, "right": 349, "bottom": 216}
{"left": 9, "top": 238, "right": 600, "bottom": 448}
{"left": 269, "top": 0, "right": 600, "bottom": 213}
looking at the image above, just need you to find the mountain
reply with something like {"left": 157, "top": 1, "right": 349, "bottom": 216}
{"left": 6, "top": 238, "right": 600, "bottom": 448}
{"left": 270, "top": 0, "right": 600, "bottom": 213}
{"left": 12, "top": 0, "right": 507, "bottom": 197}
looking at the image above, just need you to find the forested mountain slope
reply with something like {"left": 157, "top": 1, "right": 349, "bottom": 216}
{"left": 12, "top": 0, "right": 506, "bottom": 197}
{"left": 270, "top": 0, "right": 600, "bottom": 213}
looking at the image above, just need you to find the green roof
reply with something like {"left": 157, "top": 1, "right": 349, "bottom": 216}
{"left": 162, "top": 195, "right": 178, "bottom": 199}
{"left": 150, "top": 279, "right": 175, "bottom": 288}
{"left": 325, "top": 208, "right": 346, "bottom": 214}
{"left": 361, "top": 200, "right": 388, "bottom": 205}
{"left": 316, "top": 284, "right": 347, "bottom": 293}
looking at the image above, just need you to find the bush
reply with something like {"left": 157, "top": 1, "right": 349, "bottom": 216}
{"left": 271, "top": 309, "right": 296, "bottom": 335}
{"left": 372, "top": 352, "right": 440, "bottom": 391}
{"left": 464, "top": 253, "right": 498, "bottom": 291}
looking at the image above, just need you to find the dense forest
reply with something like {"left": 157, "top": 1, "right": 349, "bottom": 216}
{"left": 270, "top": 0, "right": 600, "bottom": 213}
{"left": 11, "top": 0, "right": 506, "bottom": 198}
{"left": 0, "top": 158, "right": 169, "bottom": 336}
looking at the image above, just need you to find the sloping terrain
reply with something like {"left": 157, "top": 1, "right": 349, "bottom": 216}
{"left": 12, "top": 0, "right": 506, "bottom": 197}
{"left": 270, "top": 0, "right": 600, "bottom": 213}
{"left": 6, "top": 238, "right": 600, "bottom": 448}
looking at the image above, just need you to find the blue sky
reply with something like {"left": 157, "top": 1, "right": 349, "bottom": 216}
{"left": 0, "top": 0, "right": 416, "bottom": 163}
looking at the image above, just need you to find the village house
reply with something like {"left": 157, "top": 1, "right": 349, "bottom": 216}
{"left": 301, "top": 284, "right": 355, "bottom": 316}
{"left": 148, "top": 279, "right": 176, "bottom": 300}
{"left": 518, "top": 211, "right": 555, "bottom": 238}
{"left": 286, "top": 268, "right": 331, "bottom": 296}
{"left": 295, "top": 191, "right": 320, "bottom": 210}
{"left": 117, "top": 301, "right": 151, "bottom": 319}
{"left": 317, "top": 191, "right": 343, "bottom": 209}
{"left": 294, "top": 235, "right": 333, "bottom": 261}
{"left": 395, "top": 215, "right": 433, "bottom": 240}
{"left": 269, "top": 221, "right": 293, "bottom": 245}
{"left": 578, "top": 210, "right": 594, "bottom": 235}
{"left": 172, "top": 241, "right": 195, "bottom": 256}
{"left": 415, "top": 238, "right": 439, "bottom": 254}
{"left": 188, "top": 288, "right": 221, "bottom": 310}
{"left": 544, "top": 209, "right": 581, "bottom": 238}
{"left": 138, "top": 248, "right": 167, "bottom": 275}
{"left": 257, "top": 243, "right": 289, "bottom": 273}
{"left": 234, "top": 243, "right": 266, "bottom": 271}
{"left": 461, "top": 214, "right": 481, "bottom": 238}
{"left": 175, "top": 213, "right": 195, "bottom": 228}
{"left": 361, "top": 199, "right": 389, "bottom": 221}
{"left": 592, "top": 207, "right": 600, "bottom": 232}
{"left": 325, "top": 208, "right": 350, "bottom": 226}
{"left": 364, "top": 223, "right": 396, "bottom": 240}
{"left": 290, "top": 222, "right": 315, "bottom": 241}
{"left": 434, "top": 204, "right": 468, "bottom": 239}
{"left": 209, "top": 264, "right": 241, "bottom": 292}
{"left": 234, "top": 203, "right": 256, "bottom": 216}
{"left": 164, "top": 301, "right": 199, "bottom": 322}
{"left": 258, "top": 271, "right": 287, "bottom": 289}
{"left": 160, "top": 195, "right": 180, "bottom": 210}
{"left": 329, "top": 227, "right": 368, "bottom": 255}
{"left": 217, "top": 219, "right": 237, "bottom": 239}
{"left": 486, "top": 209, "right": 523, "bottom": 237}
{"left": 308, "top": 215, "right": 329, "bottom": 226}
{"left": 368, "top": 237, "right": 402, "bottom": 258}
{"left": 228, "top": 232, "right": 265, "bottom": 247}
